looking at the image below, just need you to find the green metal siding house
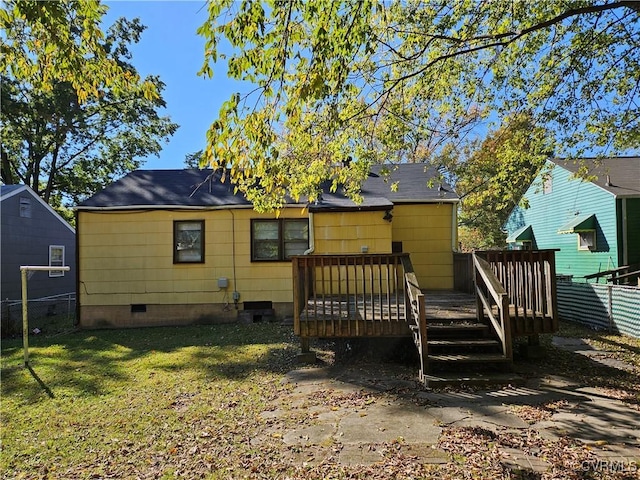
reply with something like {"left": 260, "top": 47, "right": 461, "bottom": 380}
{"left": 505, "top": 157, "right": 640, "bottom": 281}
{"left": 504, "top": 157, "right": 640, "bottom": 337}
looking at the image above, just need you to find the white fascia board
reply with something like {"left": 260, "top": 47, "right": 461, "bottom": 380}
{"left": 74, "top": 203, "right": 309, "bottom": 212}
{"left": 2, "top": 185, "right": 75, "bottom": 234}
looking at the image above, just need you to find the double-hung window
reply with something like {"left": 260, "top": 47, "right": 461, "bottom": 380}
{"left": 174, "top": 220, "right": 205, "bottom": 263}
{"left": 251, "top": 219, "right": 309, "bottom": 261}
{"left": 49, "top": 245, "right": 65, "bottom": 277}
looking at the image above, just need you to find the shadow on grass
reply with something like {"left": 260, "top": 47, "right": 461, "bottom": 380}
{"left": 1, "top": 323, "right": 299, "bottom": 402}
{"left": 27, "top": 365, "right": 54, "bottom": 398}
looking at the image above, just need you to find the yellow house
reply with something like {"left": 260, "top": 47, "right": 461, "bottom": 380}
{"left": 75, "top": 164, "right": 459, "bottom": 328}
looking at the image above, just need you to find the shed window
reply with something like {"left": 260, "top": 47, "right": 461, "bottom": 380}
{"left": 578, "top": 231, "right": 596, "bottom": 251}
{"left": 49, "top": 245, "right": 65, "bottom": 277}
{"left": 252, "top": 219, "right": 309, "bottom": 261}
{"left": 174, "top": 220, "right": 204, "bottom": 263}
{"left": 20, "top": 197, "right": 31, "bottom": 218}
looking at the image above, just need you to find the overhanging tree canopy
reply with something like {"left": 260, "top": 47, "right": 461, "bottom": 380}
{"left": 198, "top": 0, "right": 640, "bottom": 211}
{"left": 1, "top": 0, "right": 178, "bottom": 218}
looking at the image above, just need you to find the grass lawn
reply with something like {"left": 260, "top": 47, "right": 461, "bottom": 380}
{"left": 1, "top": 321, "right": 638, "bottom": 479}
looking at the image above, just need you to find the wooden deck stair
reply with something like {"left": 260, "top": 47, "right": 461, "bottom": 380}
{"left": 292, "top": 251, "right": 559, "bottom": 386}
{"left": 426, "top": 320, "right": 510, "bottom": 369}
{"left": 412, "top": 316, "right": 511, "bottom": 380}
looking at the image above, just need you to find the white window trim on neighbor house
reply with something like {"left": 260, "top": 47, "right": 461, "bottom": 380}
{"left": 578, "top": 230, "right": 596, "bottom": 251}
{"left": 49, "top": 245, "right": 65, "bottom": 277}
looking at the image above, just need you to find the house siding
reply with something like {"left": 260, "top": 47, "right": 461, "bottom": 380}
{"left": 313, "top": 210, "right": 392, "bottom": 254}
{"left": 505, "top": 161, "right": 619, "bottom": 280}
{"left": 1, "top": 189, "right": 76, "bottom": 299}
{"left": 78, "top": 202, "right": 455, "bottom": 327}
{"left": 78, "top": 208, "right": 309, "bottom": 327}
{"left": 392, "top": 203, "right": 454, "bottom": 289}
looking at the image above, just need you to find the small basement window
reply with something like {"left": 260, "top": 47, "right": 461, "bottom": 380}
{"left": 578, "top": 231, "right": 596, "bottom": 251}
{"left": 174, "top": 220, "right": 204, "bottom": 263}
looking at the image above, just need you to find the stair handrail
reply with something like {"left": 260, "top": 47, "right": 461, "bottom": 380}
{"left": 400, "top": 255, "right": 428, "bottom": 381}
{"left": 472, "top": 253, "right": 513, "bottom": 360}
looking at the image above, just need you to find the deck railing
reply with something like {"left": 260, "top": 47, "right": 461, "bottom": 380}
{"left": 292, "top": 253, "right": 409, "bottom": 335}
{"left": 292, "top": 253, "right": 428, "bottom": 376}
{"left": 473, "top": 254, "right": 512, "bottom": 359}
{"left": 477, "top": 249, "right": 559, "bottom": 336}
{"left": 401, "top": 255, "right": 428, "bottom": 381}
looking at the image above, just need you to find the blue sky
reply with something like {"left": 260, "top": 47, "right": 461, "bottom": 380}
{"left": 104, "top": 1, "right": 242, "bottom": 170}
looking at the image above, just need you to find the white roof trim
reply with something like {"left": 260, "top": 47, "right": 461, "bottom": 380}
{"left": 391, "top": 198, "right": 459, "bottom": 204}
{"left": 74, "top": 204, "right": 308, "bottom": 212}
{"left": 1, "top": 185, "right": 75, "bottom": 233}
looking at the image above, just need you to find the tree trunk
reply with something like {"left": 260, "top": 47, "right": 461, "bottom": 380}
{"left": 0, "top": 148, "right": 15, "bottom": 185}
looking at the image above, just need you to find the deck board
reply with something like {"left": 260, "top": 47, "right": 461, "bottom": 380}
{"left": 297, "top": 291, "right": 480, "bottom": 338}
{"left": 297, "top": 290, "right": 557, "bottom": 338}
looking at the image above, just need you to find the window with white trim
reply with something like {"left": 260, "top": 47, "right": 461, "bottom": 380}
{"left": 49, "top": 245, "right": 65, "bottom": 277}
{"left": 174, "top": 220, "right": 205, "bottom": 263}
{"left": 578, "top": 231, "right": 596, "bottom": 251}
{"left": 251, "top": 219, "right": 309, "bottom": 261}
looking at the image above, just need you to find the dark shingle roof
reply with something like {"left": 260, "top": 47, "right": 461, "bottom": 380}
{"left": 79, "top": 169, "right": 251, "bottom": 208}
{"left": 0, "top": 184, "right": 26, "bottom": 200}
{"left": 554, "top": 157, "right": 640, "bottom": 198}
{"left": 77, "top": 164, "right": 458, "bottom": 210}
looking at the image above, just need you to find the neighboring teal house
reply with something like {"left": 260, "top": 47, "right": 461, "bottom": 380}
{"left": 504, "top": 157, "right": 640, "bottom": 281}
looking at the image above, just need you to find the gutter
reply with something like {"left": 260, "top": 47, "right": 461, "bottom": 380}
{"left": 73, "top": 204, "right": 308, "bottom": 212}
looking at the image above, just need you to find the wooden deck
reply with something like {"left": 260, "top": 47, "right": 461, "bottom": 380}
{"left": 297, "top": 288, "right": 556, "bottom": 337}
{"left": 297, "top": 290, "right": 479, "bottom": 337}
{"left": 293, "top": 251, "right": 560, "bottom": 382}
{"left": 298, "top": 293, "right": 408, "bottom": 337}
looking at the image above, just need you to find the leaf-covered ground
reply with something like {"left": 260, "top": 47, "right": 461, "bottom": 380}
{"left": 1, "top": 321, "right": 638, "bottom": 479}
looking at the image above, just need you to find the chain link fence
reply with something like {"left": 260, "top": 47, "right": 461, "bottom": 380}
{"left": 1, "top": 293, "right": 76, "bottom": 338}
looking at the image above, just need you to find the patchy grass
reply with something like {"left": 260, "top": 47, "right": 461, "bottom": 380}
{"left": 1, "top": 320, "right": 638, "bottom": 479}
{"left": 1, "top": 323, "right": 300, "bottom": 479}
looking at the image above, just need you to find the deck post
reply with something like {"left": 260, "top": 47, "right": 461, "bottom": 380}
{"left": 522, "top": 334, "right": 544, "bottom": 359}
{"left": 292, "top": 257, "right": 301, "bottom": 336}
{"left": 296, "top": 336, "right": 316, "bottom": 363}
{"left": 417, "top": 292, "right": 428, "bottom": 380}
{"left": 473, "top": 259, "right": 484, "bottom": 324}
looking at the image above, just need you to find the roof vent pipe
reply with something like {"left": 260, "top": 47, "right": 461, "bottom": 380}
{"left": 605, "top": 175, "right": 612, "bottom": 187}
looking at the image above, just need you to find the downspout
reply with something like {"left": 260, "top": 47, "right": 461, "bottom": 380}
{"left": 304, "top": 211, "right": 315, "bottom": 255}
{"left": 228, "top": 209, "right": 239, "bottom": 308}
{"left": 75, "top": 210, "right": 80, "bottom": 326}
{"left": 451, "top": 203, "right": 458, "bottom": 252}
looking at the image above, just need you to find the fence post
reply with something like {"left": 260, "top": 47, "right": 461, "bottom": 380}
{"left": 21, "top": 268, "right": 29, "bottom": 367}
{"left": 19, "top": 265, "right": 71, "bottom": 367}
{"left": 607, "top": 284, "right": 614, "bottom": 332}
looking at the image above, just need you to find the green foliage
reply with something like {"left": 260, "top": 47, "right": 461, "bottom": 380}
{"left": 184, "top": 150, "right": 208, "bottom": 169}
{"left": 200, "top": 1, "right": 640, "bottom": 210}
{"left": 0, "top": 1, "right": 178, "bottom": 210}
{"left": 0, "top": 0, "right": 157, "bottom": 103}
{"left": 452, "top": 114, "right": 552, "bottom": 250}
